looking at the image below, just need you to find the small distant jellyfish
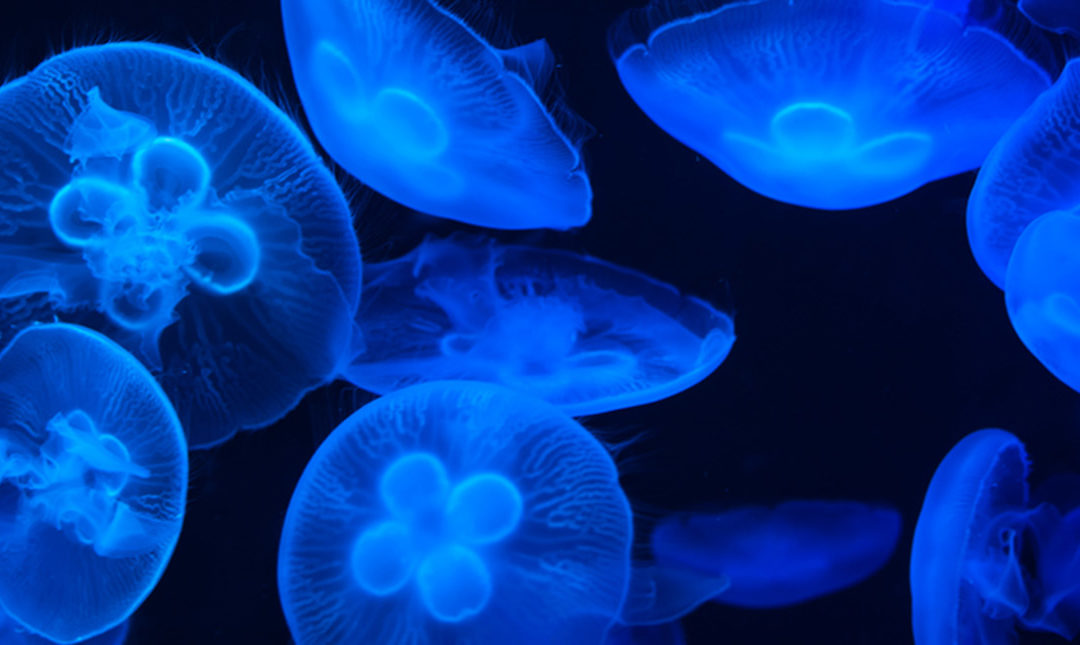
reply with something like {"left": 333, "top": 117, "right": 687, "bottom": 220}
{"left": 911, "top": 429, "right": 1080, "bottom": 644}
{"left": 277, "top": 381, "right": 633, "bottom": 644}
{"left": 344, "top": 235, "right": 735, "bottom": 416}
{"left": 651, "top": 501, "right": 902, "bottom": 608}
{"left": 0, "top": 42, "right": 362, "bottom": 448}
{"left": 1019, "top": 0, "right": 1080, "bottom": 36}
{"left": 0, "top": 324, "right": 187, "bottom": 644}
{"left": 0, "top": 611, "right": 128, "bottom": 645}
{"left": 280, "top": 0, "right": 592, "bottom": 229}
{"left": 969, "top": 58, "right": 1080, "bottom": 290}
{"left": 608, "top": 0, "right": 1052, "bottom": 210}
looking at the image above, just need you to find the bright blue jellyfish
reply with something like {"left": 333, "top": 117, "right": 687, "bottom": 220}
{"left": 651, "top": 501, "right": 902, "bottom": 608}
{"left": 969, "top": 59, "right": 1080, "bottom": 290}
{"left": 0, "top": 42, "right": 362, "bottom": 448}
{"left": 277, "top": 381, "right": 633, "bottom": 645}
{"left": 0, "top": 610, "right": 128, "bottom": 645}
{"left": 910, "top": 429, "right": 1080, "bottom": 644}
{"left": 280, "top": 0, "right": 592, "bottom": 229}
{"left": 0, "top": 324, "right": 187, "bottom": 644}
{"left": 606, "top": 621, "right": 686, "bottom": 645}
{"left": 344, "top": 235, "right": 735, "bottom": 416}
{"left": 609, "top": 0, "right": 1052, "bottom": 210}
{"left": 1020, "top": 0, "right": 1080, "bottom": 35}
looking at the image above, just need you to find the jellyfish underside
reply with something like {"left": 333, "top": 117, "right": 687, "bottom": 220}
{"left": 350, "top": 452, "right": 524, "bottom": 622}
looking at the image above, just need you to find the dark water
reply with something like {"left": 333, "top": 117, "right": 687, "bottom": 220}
{"left": 1, "top": 1, "right": 1077, "bottom": 643}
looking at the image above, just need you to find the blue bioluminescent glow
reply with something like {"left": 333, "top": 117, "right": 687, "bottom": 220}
{"left": 344, "top": 235, "right": 735, "bottom": 416}
{"left": 277, "top": 381, "right": 633, "bottom": 645}
{"left": 0, "top": 324, "right": 186, "bottom": 644}
{"left": 0, "top": 42, "right": 361, "bottom": 448}
{"left": 281, "top": 0, "right": 592, "bottom": 229}
{"left": 0, "top": 610, "right": 129, "bottom": 645}
{"left": 609, "top": 0, "right": 1051, "bottom": 210}
{"left": 651, "top": 501, "right": 901, "bottom": 608}
{"left": 911, "top": 429, "right": 1080, "bottom": 644}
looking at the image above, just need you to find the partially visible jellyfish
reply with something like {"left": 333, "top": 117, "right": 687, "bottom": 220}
{"left": 969, "top": 58, "right": 1080, "bottom": 289}
{"left": 280, "top": 0, "right": 592, "bottom": 229}
{"left": 0, "top": 42, "right": 362, "bottom": 448}
{"left": 1005, "top": 210, "right": 1080, "bottom": 393}
{"left": 609, "top": 0, "right": 1052, "bottom": 210}
{"left": 0, "top": 324, "right": 187, "bottom": 643}
{"left": 344, "top": 235, "right": 735, "bottom": 416}
{"left": 618, "top": 562, "right": 730, "bottom": 625}
{"left": 277, "top": 381, "right": 633, "bottom": 644}
{"left": 910, "top": 429, "right": 1080, "bottom": 644}
{"left": 606, "top": 621, "right": 686, "bottom": 645}
{"left": 0, "top": 611, "right": 128, "bottom": 645}
{"left": 1020, "top": 0, "right": 1080, "bottom": 36}
{"left": 651, "top": 501, "right": 902, "bottom": 608}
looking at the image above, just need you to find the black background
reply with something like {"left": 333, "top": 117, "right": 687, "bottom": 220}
{"left": 0, "top": 1, "right": 1077, "bottom": 644}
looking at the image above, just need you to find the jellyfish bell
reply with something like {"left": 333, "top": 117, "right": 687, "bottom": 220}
{"left": 1019, "top": 0, "right": 1080, "bottom": 36}
{"left": 0, "top": 323, "right": 186, "bottom": 644}
{"left": 609, "top": 0, "right": 1052, "bottom": 210}
{"left": 0, "top": 611, "right": 129, "bottom": 645}
{"left": 280, "top": 0, "right": 592, "bottom": 229}
{"left": 277, "top": 381, "right": 633, "bottom": 644}
{"left": 0, "top": 42, "right": 361, "bottom": 448}
{"left": 344, "top": 235, "right": 735, "bottom": 416}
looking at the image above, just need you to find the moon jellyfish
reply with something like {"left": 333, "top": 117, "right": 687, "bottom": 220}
{"left": 280, "top": 0, "right": 592, "bottom": 229}
{"left": 651, "top": 501, "right": 902, "bottom": 608}
{"left": 969, "top": 59, "right": 1080, "bottom": 290}
{"left": 0, "top": 42, "right": 362, "bottom": 448}
{"left": 609, "top": 0, "right": 1051, "bottom": 210}
{"left": 0, "top": 324, "right": 187, "bottom": 643}
{"left": 1020, "top": 0, "right": 1080, "bottom": 35}
{"left": 911, "top": 429, "right": 1080, "bottom": 644}
{"left": 344, "top": 235, "right": 735, "bottom": 416}
{"left": 277, "top": 381, "right": 632, "bottom": 644}
{"left": 0, "top": 611, "right": 128, "bottom": 645}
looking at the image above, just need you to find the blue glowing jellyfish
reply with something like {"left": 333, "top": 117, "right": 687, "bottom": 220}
{"left": 1020, "top": 0, "right": 1080, "bottom": 35}
{"left": 278, "top": 381, "right": 633, "bottom": 644}
{"left": 0, "top": 323, "right": 187, "bottom": 644}
{"left": 280, "top": 0, "right": 592, "bottom": 229}
{"left": 609, "top": 0, "right": 1051, "bottom": 210}
{"left": 619, "top": 562, "right": 730, "bottom": 625}
{"left": 911, "top": 429, "right": 1080, "bottom": 644}
{"left": 344, "top": 235, "right": 735, "bottom": 416}
{"left": 0, "top": 42, "right": 361, "bottom": 448}
{"left": 606, "top": 621, "right": 686, "bottom": 645}
{"left": 651, "top": 501, "right": 901, "bottom": 609}
{"left": 0, "top": 610, "right": 129, "bottom": 645}
{"left": 969, "top": 59, "right": 1080, "bottom": 290}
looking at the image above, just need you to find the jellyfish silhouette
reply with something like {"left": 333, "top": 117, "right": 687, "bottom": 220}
{"left": 0, "top": 611, "right": 129, "bottom": 645}
{"left": 344, "top": 235, "right": 734, "bottom": 415}
{"left": 609, "top": 0, "right": 1052, "bottom": 210}
{"left": 280, "top": 0, "right": 592, "bottom": 229}
{"left": 277, "top": 381, "right": 633, "bottom": 644}
{"left": 969, "top": 58, "right": 1080, "bottom": 290}
{"left": 0, "top": 42, "right": 361, "bottom": 448}
{"left": 0, "top": 323, "right": 187, "bottom": 643}
{"left": 911, "top": 429, "right": 1080, "bottom": 644}
{"left": 651, "top": 501, "right": 902, "bottom": 609}
{"left": 1020, "top": 0, "right": 1080, "bottom": 35}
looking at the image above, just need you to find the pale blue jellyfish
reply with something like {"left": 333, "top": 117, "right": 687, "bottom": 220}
{"left": 344, "top": 235, "right": 735, "bottom": 416}
{"left": 609, "top": 0, "right": 1052, "bottom": 210}
{"left": 651, "top": 501, "right": 901, "bottom": 608}
{"left": 277, "top": 381, "right": 633, "bottom": 644}
{"left": 1020, "top": 0, "right": 1080, "bottom": 35}
{"left": 0, "top": 324, "right": 187, "bottom": 644}
{"left": 0, "top": 611, "right": 128, "bottom": 645}
{"left": 280, "top": 0, "right": 592, "bottom": 229}
{"left": 0, "top": 43, "right": 361, "bottom": 448}
{"left": 969, "top": 59, "right": 1080, "bottom": 290}
{"left": 911, "top": 429, "right": 1080, "bottom": 644}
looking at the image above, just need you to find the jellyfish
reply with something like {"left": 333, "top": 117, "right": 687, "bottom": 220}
{"left": 608, "top": 0, "right": 1052, "bottom": 210}
{"left": 910, "top": 429, "right": 1080, "bottom": 644}
{"left": 0, "top": 42, "right": 362, "bottom": 448}
{"left": 650, "top": 501, "right": 902, "bottom": 609}
{"left": 0, "top": 323, "right": 187, "bottom": 643}
{"left": 606, "top": 621, "right": 686, "bottom": 645}
{"left": 1019, "top": 0, "right": 1080, "bottom": 36}
{"left": 343, "top": 235, "right": 735, "bottom": 416}
{"left": 280, "top": 0, "right": 592, "bottom": 229}
{"left": 0, "top": 610, "right": 128, "bottom": 645}
{"left": 968, "top": 58, "right": 1080, "bottom": 290}
{"left": 277, "top": 381, "right": 633, "bottom": 644}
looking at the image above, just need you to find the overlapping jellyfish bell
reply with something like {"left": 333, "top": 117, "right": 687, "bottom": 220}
{"left": 343, "top": 235, "right": 735, "bottom": 415}
{"left": 969, "top": 58, "right": 1080, "bottom": 290}
{"left": 280, "top": 0, "right": 592, "bottom": 229}
{"left": 0, "top": 324, "right": 186, "bottom": 644}
{"left": 609, "top": 0, "right": 1052, "bottom": 210}
{"left": 1020, "top": 0, "right": 1080, "bottom": 36}
{"left": 0, "top": 611, "right": 129, "bottom": 645}
{"left": 650, "top": 501, "right": 901, "bottom": 609}
{"left": 0, "top": 42, "right": 362, "bottom": 448}
{"left": 277, "top": 381, "right": 633, "bottom": 645}
{"left": 910, "top": 429, "right": 1080, "bottom": 644}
